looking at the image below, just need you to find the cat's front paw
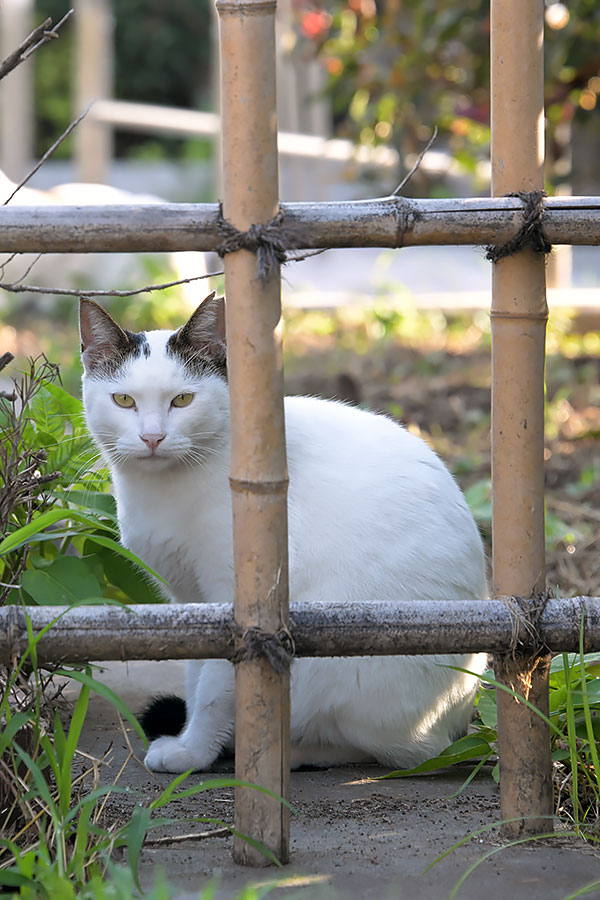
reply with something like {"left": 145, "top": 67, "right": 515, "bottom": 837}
{"left": 144, "top": 736, "right": 214, "bottom": 773}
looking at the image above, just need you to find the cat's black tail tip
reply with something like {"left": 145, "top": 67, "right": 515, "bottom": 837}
{"left": 139, "top": 694, "right": 186, "bottom": 741}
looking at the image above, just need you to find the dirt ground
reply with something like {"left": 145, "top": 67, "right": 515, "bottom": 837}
{"left": 69, "top": 661, "right": 600, "bottom": 900}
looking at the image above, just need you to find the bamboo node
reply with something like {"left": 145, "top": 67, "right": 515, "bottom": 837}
{"left": 485, "top": 190, "right": 551, "bottom": 263}
{"left": 216, "top": 203, "right": 309, "bottom": 280}
{"left": 231, "top": 624, "right": 295, "bottom": 674}
{"left": 229, "top": 477, "right": 288, "bottom": 495}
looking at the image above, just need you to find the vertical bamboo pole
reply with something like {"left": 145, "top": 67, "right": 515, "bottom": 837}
{"left": 74, "top": 0, "right": 113, "bottom": 183}
{"left": 0, "top": 0, "right": 34, "bottom": 180}
{"left": 216, "top": 0, "right": 290, "bottom": 866}
{"left": 490, "top": 0, "right": 553, "bottom": 836}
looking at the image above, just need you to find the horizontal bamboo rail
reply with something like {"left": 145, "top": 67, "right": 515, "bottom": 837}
{"left": 1, "top": 196, "right": 600, "bottom": 253}
{"left": 1, "top": 598, "right": 598, "bottom": 664}
{"left": 88, "top": 99, "right": 398, "bottom": 167}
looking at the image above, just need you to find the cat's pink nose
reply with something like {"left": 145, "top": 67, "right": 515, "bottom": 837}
{"left": 140, "top": 432, "right": 165, "bottom": 452}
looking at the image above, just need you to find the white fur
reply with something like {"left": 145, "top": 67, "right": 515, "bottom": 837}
{"left": 83, "top": 328, "right": 488, "bottom": 773}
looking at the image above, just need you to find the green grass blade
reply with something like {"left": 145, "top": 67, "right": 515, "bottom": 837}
{"left": 54, "top": 668, "right": 147, "bottom": 747}
{"left": 447, "top": 832, "right": 576, "bottom": 900}
{"left": 149, "top": 768, "right": 196, "bottom": 810}
{"left": 126, "top": 804, "right": 152, "bottom": 891}
{"left": 151, "top": 778, "right": 296, "bottom": 814}
{"left": 14, "top": 744, "right": 59, "bottom": 822}
{"left": 444, "top": 750, "right": 495, "bottom": 799}
{"left": 0, "top": 869, "right": 35, "bottom": 888}
{"left": 58, "top": 680, "right": 91, "bottom": 818}
{"left": 561, "top": 879, "right": 600, "bottom": 900}
{"left": 422, "top": 815, "right": 557, "bottom": 874}
{"left": 562, "top": 651, "right": 580, "bottom": 829}
{"left": 0, "top": 711, "right": 32, "bottom": 757}
{"left": 64, "top": 785, "right": 145, "bottom": 828}
{"left": 578, "top": 625, "right": 600, "bottom": 796}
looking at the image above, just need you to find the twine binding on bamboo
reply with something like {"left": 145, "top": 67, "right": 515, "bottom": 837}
{"left": 231, "top": 624, "right": 295, "bottom": 674}
{"left": 216, "top": 203, "right": 309, "bottom": 280}
{"left": 501, "top": 589, "right": 552, "bottom": 658}
{"left": 485, "top": 190, "right": 552, "bottom": 263}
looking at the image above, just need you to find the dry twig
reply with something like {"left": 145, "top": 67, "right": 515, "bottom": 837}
{"left": 3, "top": 106, "right": 91, "bottom": 205}
{"left": 0, "top": 270, "right": 224, "bottom": 299}
{"left": 392, "top": 126, "right": 439, "bottom": 196}
{"left": 0, "top": 10, "right": 73, "bottom": 82}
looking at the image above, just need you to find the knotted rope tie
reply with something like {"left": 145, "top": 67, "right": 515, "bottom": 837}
{"left": 485, "top": 190, "right": 552, "bottom": 263}
{"left": 501, "top": 589, "right": 552, "bottom": 659}
{"left": 216, "top": 203, "right": 308, "bottom": 281}
{"left": 231, "top": 624, "right": 295, "bottom": 675}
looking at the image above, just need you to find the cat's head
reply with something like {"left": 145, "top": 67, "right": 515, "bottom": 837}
{"left": 80, "top": 293, "right": 229, "bottom": 472}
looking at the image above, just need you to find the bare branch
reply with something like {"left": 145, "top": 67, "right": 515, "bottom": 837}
{"left": 392, "top": 126, "right": 439, "bottom": 196}
{"left": 13, "top": 254, "right": 43, "bottom": 286}
{"left": 0, "top": 10, "right": 73, "bottom": 82}
{"left": 0, "top": 270, "right": 224, "bottom": 299}
{"left": 4, "top": 106, "right": 91, "bottom": 205}
{"left": 0, "top": 353, "right": 15, "bottom": 373}
{"left": 21, "top": 10, "right": 74, "bottom": 62}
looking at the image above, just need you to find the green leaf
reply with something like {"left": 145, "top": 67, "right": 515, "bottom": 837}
{"left": 475, "top": 687, "right": 498, "bottom": 728}
{"left": 31, "top": 387, "right": 65, "bottom": 440}
{"left": 85, "top": 539, "right": 165, "bottom": 604}
{"left": 85, "top": 534, "right": 168, "bottom": 585}
{"left": 0, "top": 711, "right": 33, "bottom": 757}
{"left": 21, "top": 556, "right": 104, "bottom": 606}
{"left": 0, "top": 508, "right": 115, "bottom": 555}
{"left": 379, "top": 733, "right": 494, "bottom": 779}
{"left": 55, "top": 489, "right": 117, "bottom": 519}
{"left": 43, "top": 381, "right": 85, "bottom": 418}
{"left": 0, "top": 870, "right": 34, "bottom": 888}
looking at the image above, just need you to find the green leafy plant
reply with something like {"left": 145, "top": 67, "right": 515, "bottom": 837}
{"left": 381, "top": 648, "right": 600, "bottom": 841}
{"left": 0, "top": 356, "right": 165, "bottom": 609}
{"left": 0, "top": 611, "right": 287, "bottom": 898}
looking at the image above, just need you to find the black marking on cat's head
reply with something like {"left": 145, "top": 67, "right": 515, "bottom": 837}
{"left": 79, "top": 298, "right": 150, "bottom": 378}
{"left": 139, "top": 694, "right": 186, "bottom": 741}
{"left": 167, "top": 292, "right": 227, "bottom": 381}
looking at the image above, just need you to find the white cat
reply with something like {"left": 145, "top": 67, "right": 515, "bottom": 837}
{"left": 80, "top": 293, "right": 488, "bottom": 773}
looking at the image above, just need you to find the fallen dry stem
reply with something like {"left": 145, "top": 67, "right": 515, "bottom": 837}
{"left": 144, "top": 828, "right": 231, "bottom": 846}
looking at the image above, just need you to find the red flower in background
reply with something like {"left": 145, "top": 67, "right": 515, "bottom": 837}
{"left": 301, "top": 8, "right": 332, "bottom": 40}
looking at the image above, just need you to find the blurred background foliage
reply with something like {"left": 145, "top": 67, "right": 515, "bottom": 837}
{"left": 290, "top": 0, "right": 600, "bottom": 191}
{"left": 34, "top": 0, "right": 213, "bottom": 159}
{"left": 32, "top": 0, "right": 600, "bottom": 189}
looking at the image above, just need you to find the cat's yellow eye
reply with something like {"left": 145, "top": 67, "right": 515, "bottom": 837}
{"left": 112, "top": 393, "right": 135, "bottom": 409}
{"left": 171, "top": 392, "right": 194, "bottom": 408}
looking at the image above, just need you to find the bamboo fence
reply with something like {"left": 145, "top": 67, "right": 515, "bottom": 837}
{"left": 1, "top": 0, "right": 600, "bottom": 868}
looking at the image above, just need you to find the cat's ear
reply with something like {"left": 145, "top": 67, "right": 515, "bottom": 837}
{"left": 169, "top": 293, "right": 227, "bottom": 372}
{"left": 79, "top": 298, "right": 132, "bottom": 373}
{"left": 178, "top": 292, "right": 226, "bottom": 347}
